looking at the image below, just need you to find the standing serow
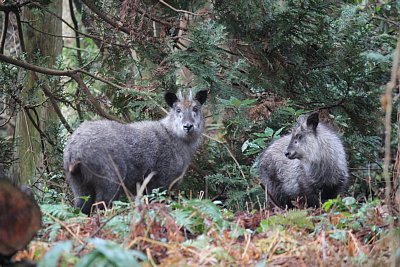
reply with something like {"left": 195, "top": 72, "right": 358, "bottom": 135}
{"left": 258, "top": 112, "right": 349, "bottom": 209}
{"left": 64, "top": 90, "right": 208, "bottom": 214}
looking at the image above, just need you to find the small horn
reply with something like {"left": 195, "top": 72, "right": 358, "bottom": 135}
{"left": 177, "top": 90, "right": 184, "bottom": 101}
{"left": 188, "top": 89, "right": 193, "bottom": 101}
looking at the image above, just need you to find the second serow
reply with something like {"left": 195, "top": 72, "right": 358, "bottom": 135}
{"left": 258, "top": 112, "right": 349, "bottom": 208}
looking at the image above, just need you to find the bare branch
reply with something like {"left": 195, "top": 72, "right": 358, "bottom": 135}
{"left": 81, "top": 0, "right": 174, "bottom": 33}
{"left": 23, "top": 106, "right": 62, "bottom": 153}
{"left": 383, "top": 34, "right": 400, "bottom": 215}
{"left": 23, "top": 22, "right": 85, "bottom": 39}
{"left": 202, "top": 133, "right": 247, "bottom": 181}
{"left": 69, "top": 0, "right": 82, "bottom": 66}
{"left": 80, "top": 0, "right": 131, "bottom": 34}
{"left": 30, "top": 2, "right": 130, "bottom": 48}
{"left": 14, "top": 9, "right": 25, "bottom": 52}
{"left": 71, "top": 73, "right": 124, "bottom": 123}
{"left": 0, "top": 113, "right": 14, "bottom": 127}
{"left": 0, "top": 11, "right": 9, "bottom": 54}
{"left": 0, "top": 53, "right": 78, "bottom": 76}
{"left": 0, "top": 53, "right": 124, "bottom": 123}
{"left": 41, "top": 84, "right": 73, "bottom": 134}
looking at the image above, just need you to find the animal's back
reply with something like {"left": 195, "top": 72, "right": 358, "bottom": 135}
{"left": 64, "top": 119, "right": 192, "bottom": 189}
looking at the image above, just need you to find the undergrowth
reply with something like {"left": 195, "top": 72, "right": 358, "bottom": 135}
{"left": 14, "top": 193, "right": 397, "bottom": 266}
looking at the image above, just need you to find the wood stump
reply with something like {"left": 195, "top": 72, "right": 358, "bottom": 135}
{"left": 0, "top": 179, "right": 41, "bottom": 261}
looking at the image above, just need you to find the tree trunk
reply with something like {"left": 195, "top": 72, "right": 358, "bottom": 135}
{"left": 12, "top": 2, "right": 63, "bottom": 184}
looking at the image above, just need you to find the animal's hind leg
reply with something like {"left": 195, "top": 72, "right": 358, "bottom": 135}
{"left": 93, "top": 181, "right": 121, "bottom": 211}
{"left": 68, "top": 177, "right": 95, "bottom": 215}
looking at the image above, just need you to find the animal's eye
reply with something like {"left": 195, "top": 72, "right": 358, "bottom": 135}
{"left": 297, "top": 134, "right": 303, "bottom": 140}
{"left": 176, "top": 108, "right": 181, "bottom": 113}
{"left": 193, "top": 106, "right": 198, "bottom": 112}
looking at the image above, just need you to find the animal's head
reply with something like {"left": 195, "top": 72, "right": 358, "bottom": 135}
{"left": 285, "top": 112, "right": 319, "bottom": 160}
{"left": 164, "top": 89, "right": 208, "bottom": 140}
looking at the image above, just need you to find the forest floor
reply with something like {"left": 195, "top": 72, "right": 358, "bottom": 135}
{"left": 12, "top": 196, "right": 399, "bottom": 266}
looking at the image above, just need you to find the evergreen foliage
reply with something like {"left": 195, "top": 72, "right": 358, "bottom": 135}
{"left": 0, "top": 0, "right": 398, "bottom": 209}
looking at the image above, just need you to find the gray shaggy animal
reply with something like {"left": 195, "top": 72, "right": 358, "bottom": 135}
{"left": 64, "top": 90, "right": 208, "bottom": 214}
{"left": 258, "top": 112, "right": 348, "bottom": 208}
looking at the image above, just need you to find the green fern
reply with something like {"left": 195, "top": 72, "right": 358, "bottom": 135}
{"left": 170, "top": 199, "right": 224, "bottom": 234}
{"left": 76, "top": 238, "right": 146, "bottom": 267}
{"left": 40, "top": 203, "right": 77, "bottom": 220}
{"left": 40, "top": 203, "right": 83, "bottom": 242}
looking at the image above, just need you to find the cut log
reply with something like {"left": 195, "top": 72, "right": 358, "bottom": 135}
{"left": 0, "top": 179, "right": 41, "bottom": 258}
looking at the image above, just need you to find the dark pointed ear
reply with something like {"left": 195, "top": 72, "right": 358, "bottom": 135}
{"left": 195, "top": 90, "right": 208, "bottom": 105}
{"left": 306, "top": 112, "right": 319, "bottom": 131}
{"left": 165, "top": 92, "right": 178, "bottom": 108}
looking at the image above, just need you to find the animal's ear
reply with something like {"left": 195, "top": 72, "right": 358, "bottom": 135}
{"left": 165, "top": 92, "right": 178, "bottom": 108}
{"left": 195, "top": 90, "right": 208, "bottom": 105}
{"left": 306, "top": 112, "right": 319, "bottom": 131}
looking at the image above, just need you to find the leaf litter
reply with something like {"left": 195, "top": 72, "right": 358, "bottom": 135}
{"left": 12, "top": 197, "right": 398, "bottom": 266}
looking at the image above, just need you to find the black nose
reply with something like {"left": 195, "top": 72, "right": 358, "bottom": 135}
{"left": 183, "top": 124, "right": 193, "bottom": 132}
{"left": 285, "top": 151, "right": 290, "bottom": 157}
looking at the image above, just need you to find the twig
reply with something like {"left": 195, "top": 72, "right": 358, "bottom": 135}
{"left": 71, "top": 73, "right": 124, "bottom": 123}
{"left": 69, "top": 0, "right": 82, "bottom": 66}
{"left": 135, "top": 172, "right": 156, "bottom": 205}
{"left": 41, "top": 84, "right": 73, "bottom": 134}
{"left": 202, "top": 133, "right": 247, "bottom": 180}
{"left": 23, "top": 106, "right": 62, "bottom": 153}
{"left": 383, "top": 34, "right": 400, "bottom": 210}
{"left": 0, "top": 53, "right": 165, "bottom": 126}
{"left": 168, "top": 166, "right": 188, "bottom": 191}
{"left": 0, "top": 11, "right": 9, "bottom": 54}
{"left": 26, "top": 69, "right": 74, "bottom": 133}
{"left": 0, "top": 103, "right": 15, "bottom": 128}
{"left": 80, "top": 0, "right": 131, "bottom": 35}
{"left": 321, "top": 230, "right": 327, "bottom": 260}
{"left": 383, "top": 32, "right": 400, "bottom": 267}
{"left": 146, "top": 248, "right": 157, "bottom": 267}
{"left": 127, "top": 236, "right": 172, "bottom": 249}
{"left": 43, "top": 211, "right": 86, "bottom": 245}
{"left": 89, "top": 208, "right": 130, "bottom": 239}
{"left": 241, "top": 232, "right": 251, "bottom": 259}
{"left": 0, "top": 53, "right": 79, "bottom": 76}
{"left": 372, "top": 15, "right": 400, "bottom": 27}
{"left": 0, "top": 114, "right": 13, "bottom": 127}
{"left": 14, "top": 9, "right": 25, "bottom": 52}
{"left": 23, "top": 22, "right": 84, "bottom": 39}
{"left": 31, "top": 107, "right": 51, "bottom": 173}
{"left": 348, "top": 230, "right": 366, "bottom": 255}
{"left": 29, "top": 2, "right": 130, "bottom": 48}
{"left": 81, "top": 0, "right": 172, "bottom": 29}
{"left": 0, "top": 53, "right": 125, "bottom": 123}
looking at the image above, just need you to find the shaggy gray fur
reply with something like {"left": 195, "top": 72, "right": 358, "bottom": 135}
{"left": 258, "top": 112, "right": 348, "bottom": 208}
{"left": 63, "top": 90, "right": 207, "bottom": 214}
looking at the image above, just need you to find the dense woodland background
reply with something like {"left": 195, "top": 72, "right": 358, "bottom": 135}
{"left": 0, "top": 0, "right": 399, "bottom": 266}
